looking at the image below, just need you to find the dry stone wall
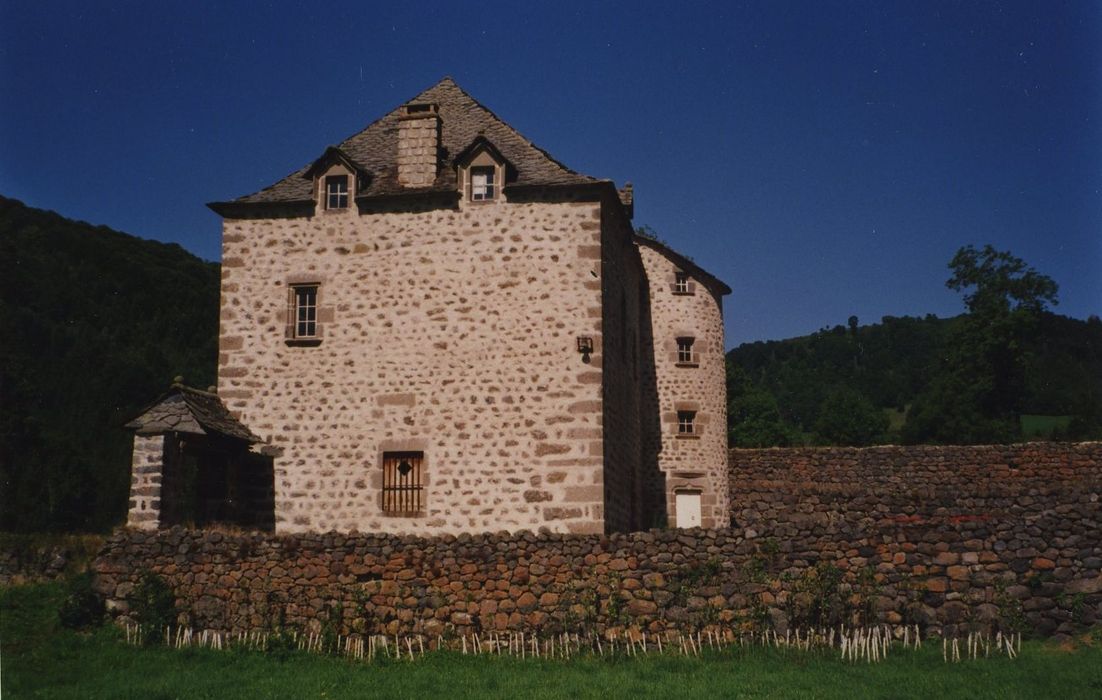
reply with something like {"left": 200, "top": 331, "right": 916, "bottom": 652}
{"left": 219, "top": 195, "right": 612, "bottom": 535}
{"left": 94, "top": 443, "right": 1102, "bottom": 641}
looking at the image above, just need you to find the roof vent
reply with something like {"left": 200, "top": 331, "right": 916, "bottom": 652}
{"left": 398, "top": 103, "right": 441, "bottom": 187}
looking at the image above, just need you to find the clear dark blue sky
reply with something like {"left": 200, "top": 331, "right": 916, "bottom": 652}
{"left": 2, "top": 1, "right": 1099, "bottom": 347}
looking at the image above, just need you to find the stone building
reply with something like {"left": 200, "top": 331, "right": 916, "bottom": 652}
{"left": 126, "top": 78, "right": 730, "bottom": 535}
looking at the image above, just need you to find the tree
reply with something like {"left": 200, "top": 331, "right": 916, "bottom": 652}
{"left": 904, "top": 245, "right": 1058, "bottom": 444}
{"left": 813, "top": 386, "right": 888, "bottom": 446}
{"left": 726, "top": 360, "right": 801, "bottom": 447}
{"left": 947, "top": 244, "right": 1058, "bottom": 317}
{"left": 728, "top": 389, "right": 802, "bottom": 447}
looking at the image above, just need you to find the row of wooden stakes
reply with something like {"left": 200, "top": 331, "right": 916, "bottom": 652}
{"left": 121, "top": 623, "right": 1021, "bottom": 664}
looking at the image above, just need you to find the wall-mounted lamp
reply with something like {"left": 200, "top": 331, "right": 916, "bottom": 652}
{"left": 577, "top": 336, "right": 594, "bottom": 363}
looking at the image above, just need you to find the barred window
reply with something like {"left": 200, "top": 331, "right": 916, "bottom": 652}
{"left": 677, "top": 337, "right": 696, "bottom": 364}
{"left": 291, "top": 285, "right": 318, "bottom": 339}
{"left": 677, "top": 411, "right": 697, "bottom": 435}
{"left": 382, "top": 452, "right": 424, "bottom": 514}
{"left": 325, "top": 175, "right": 349, "bottom": 209}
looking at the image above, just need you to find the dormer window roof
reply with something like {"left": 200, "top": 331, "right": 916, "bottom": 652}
{"left": 456, "top": 137, "right": 511, "bottom": 203}
{"left": 303, "top": 147, "right": 366, "bottom": 213}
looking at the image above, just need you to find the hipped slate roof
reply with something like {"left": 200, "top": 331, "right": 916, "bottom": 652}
{"left": 125, "top": 383, "right": 262, "bottom": 443}
{"left": 216, "top": 77, "right": 602, "bottom": 207}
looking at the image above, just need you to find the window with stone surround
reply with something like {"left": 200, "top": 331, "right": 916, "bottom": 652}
{"left": 470, "top": 166, "right": 496, "bottom": 201}
{"left": 673, "top": 271, "right": 694, "bottom": 295}
{"left": 289, "top": 284, "right": 319, "bottom": 339}
{"left": 325, "top": 175, "right": 349, "bottom": 209}
{"left": 677, "top": 410, "right": 697, "bottom": 436}
{"left": 381, "top": 451, "right": 424, "bottom": 514}
{"left": 676, "top": 337, "right": 697, "bottom": 365}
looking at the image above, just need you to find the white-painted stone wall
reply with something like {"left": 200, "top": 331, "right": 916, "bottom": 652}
{"left": 218, "top": 194, "right": 610, "bottom": 534}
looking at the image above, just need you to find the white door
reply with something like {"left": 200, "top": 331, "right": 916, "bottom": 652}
{"left": 676, "top": 491, "right": 702, "bottom": 528}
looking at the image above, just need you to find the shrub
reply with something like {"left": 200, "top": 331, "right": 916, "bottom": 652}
{"left": 131, "top": 572, "right": 177, "bottom": 643}
{"left": 58, "top": 572, "right": 105, "bottom": 630}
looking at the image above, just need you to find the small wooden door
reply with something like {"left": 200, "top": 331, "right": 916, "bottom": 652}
{"left": 676, "top": 491, "right": 702, "bottom": 528}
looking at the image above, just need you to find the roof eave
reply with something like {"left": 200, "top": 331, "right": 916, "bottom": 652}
{"left": 634, "top": 234, "right": 733, "bottom": 297}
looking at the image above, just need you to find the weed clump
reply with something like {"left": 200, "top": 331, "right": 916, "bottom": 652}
{"left": 57, "top": 572, "right": 105, "bottom": 630}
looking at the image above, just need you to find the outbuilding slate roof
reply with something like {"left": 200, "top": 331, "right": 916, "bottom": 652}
{"left": 125, "top": 383, "right": 262, "bottom": 443}
{"left": 220, "top": 77, "right": 602, "bottom": 206}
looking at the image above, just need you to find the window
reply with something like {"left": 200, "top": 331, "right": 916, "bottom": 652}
{"left": 470, "top": 166, "right": 496, "bottom": 201}
{"left": 677, "top": 337, "right": 696, "bottom": 364}
{"left": 677, "top": 410, "right": 697, "bottom": 435}
{"left": 291, "top": 285, "right": 318, "bottom": 339}
{"left": 325, "top": 175, "right": 349, "bottom": 209}
{"left": 382, "top": 451, "right": 424, "bottom": 514}
{"left": 674, "top": 271, "right": 693, "bottom": 295}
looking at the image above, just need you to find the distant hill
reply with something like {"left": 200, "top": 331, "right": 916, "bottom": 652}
{"left": 0, "top": 196, "right": 220, "bottom": 532}
{"left": 727, "top": 312, "right": 1102, "bottom": 446}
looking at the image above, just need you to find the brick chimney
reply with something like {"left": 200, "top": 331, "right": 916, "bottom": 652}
{"left": 397, "top": 103, "right": 440, "bottom": 187}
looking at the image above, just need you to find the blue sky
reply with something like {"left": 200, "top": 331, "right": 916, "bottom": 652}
{"left": 2, "top": 1, "right": 1099, "bottom": 347}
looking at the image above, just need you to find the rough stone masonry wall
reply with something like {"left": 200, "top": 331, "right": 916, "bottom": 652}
{"left": 126, "top": 434, "right": 166, "bottom": 529}
{"left": 94, "top": 443, "right": 1102, "bottom": 641}
{"left": 729, "top": 442, "right": 1102, "bottom": 637}
{"left": 219, "top": 194, "right": 608, "bottom": 535}
{"left": 637, "top": 244, "right": 728, "bottom": 528}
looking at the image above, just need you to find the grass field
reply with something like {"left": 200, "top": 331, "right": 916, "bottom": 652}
{"left": 1020, "top": 414, "right": 1073, "bottom": 438}
{"left": 3, "top": 583, "right": 1102, "bottom": 699}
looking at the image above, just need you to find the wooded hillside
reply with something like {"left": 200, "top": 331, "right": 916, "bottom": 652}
{"left": 727, "top": 311, "right": 1102, "bottom": 446}
{"left": 0, "top": 196, "right": 219, "bottom": 532}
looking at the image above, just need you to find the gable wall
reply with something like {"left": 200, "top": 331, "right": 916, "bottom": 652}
{"left": 218, "top": 194, "right": 608, "bottom": 534}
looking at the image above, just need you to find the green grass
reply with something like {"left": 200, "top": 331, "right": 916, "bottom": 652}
{"left": 3, "top": 583, "right": 1102, "bottom": 699}
{"left": 1020, "top": 414, "right": 1073, "bottom": 438}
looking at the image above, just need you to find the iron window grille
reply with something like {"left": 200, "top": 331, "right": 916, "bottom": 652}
{"left": 382, "top": 451, "right": 424, "bottom": 514}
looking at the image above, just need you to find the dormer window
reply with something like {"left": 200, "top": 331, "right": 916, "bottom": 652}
{"left": 457, "top": 137, "right": 509, "bottom": 205}
{"left": 325, "top": 175, "right": 349, "bottom": 210}
{"left": 470, "top": 166, "right": 496, "bottom": 201}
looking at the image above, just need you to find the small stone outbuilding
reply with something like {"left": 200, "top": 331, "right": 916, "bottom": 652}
{"left": 125, "top": 380, "right": 273, "bottom": 531}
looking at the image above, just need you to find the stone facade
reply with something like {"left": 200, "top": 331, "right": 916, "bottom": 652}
{"left": 637, "top": 240, "right": 729, "bottom": 529}
{"left": 127, "top": 434, "right": 165, "bottom": 529}
{"left": 205, "top": 79, "right": 730, "bottom": 536}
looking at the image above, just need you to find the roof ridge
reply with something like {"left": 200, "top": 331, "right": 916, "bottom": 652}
{"left": 433, "top": 79, "right": 594, "bottom": 180}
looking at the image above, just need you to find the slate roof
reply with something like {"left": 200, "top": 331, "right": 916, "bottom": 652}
{"left": 218, "top": 77, "right": 603, "bottom": 207}
{"left": 125, "top": 383, "right": 262, "bottom": 443}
